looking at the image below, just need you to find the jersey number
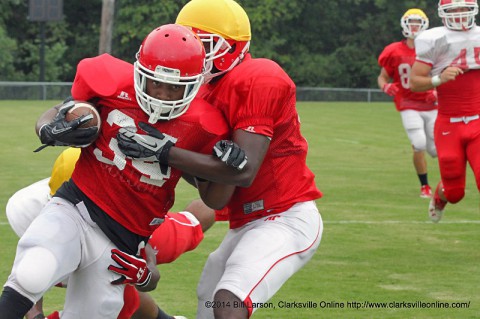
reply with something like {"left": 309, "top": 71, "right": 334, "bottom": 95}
{"left": 92, "top": 109, "right": 174, "bottom": 187}
{"left": 450, "top": 48, "right": 480, "bottom": 69}
{"left": 398, "top": 63, "right": 411, "bottom": 89}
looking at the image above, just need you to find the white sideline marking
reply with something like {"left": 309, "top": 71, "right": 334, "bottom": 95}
{"left": 333, "top": 138, "right": 360, "bottom": 144}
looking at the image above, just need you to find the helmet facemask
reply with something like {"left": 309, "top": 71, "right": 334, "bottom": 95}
{"left": 438, "top": 1, "right": 478, "bottom": 31}
{"left": 133, "top": 24, "right": 206, "bottom": 123}
{"left": 401, "top": 14, "right": 429, "bottom": 38}
{"left": 134, "top": 59, "right": 204, "bottom": 123}
{"left": 193, "top": 29, "right": 250, "bottom": 83}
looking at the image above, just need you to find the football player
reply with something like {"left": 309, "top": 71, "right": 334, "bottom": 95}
{"left": 6, "top": 147, "right": 213, "bottom": 319}
{"left": 117, "top": 1, "right": 323, "bottom": 318}
{"left": 410, "top": 0, "right": 480, "bottom": 222}
{"left": 377, "top": 8, "right": 438, "bottom": 199}
{"left": 0, "top": 24, "right": 245, "bottom": 319}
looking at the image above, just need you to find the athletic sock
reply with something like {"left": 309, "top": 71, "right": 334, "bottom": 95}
{"left": 418, "top": 173, "right": 428, "bottom": 186}
{"left": 0, "top": 287, "right": 34, "bottom": 319}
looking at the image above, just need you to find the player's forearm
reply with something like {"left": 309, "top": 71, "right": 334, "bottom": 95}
{"left": 377, "top": 74, "right": 390, "bottom": 90}
{"left": 196, "top": 180, "right": 235, "bottom": 210}
{"left": 168, "top": 147, "right": 251, "bottom": 187}
{"left": 136, "top": 245, "right": 160, "bottom": 292}
{"left": 409, "top": 74, "right": 437, "bottom": 92}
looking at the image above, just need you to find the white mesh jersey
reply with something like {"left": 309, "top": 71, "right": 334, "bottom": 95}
{"left": 415, "top": 25, "right": 480, "bottom": 76}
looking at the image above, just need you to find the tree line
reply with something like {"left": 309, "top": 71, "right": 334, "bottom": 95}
{"left": 0, "top": 0, "right": 441, "bottom": 88}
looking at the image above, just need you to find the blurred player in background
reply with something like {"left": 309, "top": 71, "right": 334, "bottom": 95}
{"left": 117, "top": 1, "right": 323, "bottom": 318}
{"left": 5, "top": 148, "right": 213, "bottom": 319}
{"left": 378, "top": 8, "right": 438, "bottom": 199}
{"left": 410, "top": 0, "right": 480, "bottom": 222}
{"left": 0, "top": 24, "right": 245, "bottom": 319}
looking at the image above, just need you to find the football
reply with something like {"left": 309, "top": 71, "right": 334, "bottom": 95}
{"left": 65, "top": 101, "right": 101, "bottom": 145}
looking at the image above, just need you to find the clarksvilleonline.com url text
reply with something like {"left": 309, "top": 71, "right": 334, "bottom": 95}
{"left": 319, "top": 300, "right": 471, "bottom": 309}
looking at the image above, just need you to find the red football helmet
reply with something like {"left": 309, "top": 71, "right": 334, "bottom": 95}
{"left": 134, "top": 24, "right": 206, "bottom": 122}
{"left": 438, "top": 0, "right": 478, "bottom": 30}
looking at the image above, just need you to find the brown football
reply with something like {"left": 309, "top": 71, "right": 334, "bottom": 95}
{"left": 65, "top": 101, "right": 101, "bottom": 145}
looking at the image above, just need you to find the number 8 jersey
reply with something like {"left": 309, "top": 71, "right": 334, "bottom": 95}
{"left": 378, "top": 40, "right": 436, "bottom": 112}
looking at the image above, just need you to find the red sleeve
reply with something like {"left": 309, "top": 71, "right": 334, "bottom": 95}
{"left": 149, "top": 212, "right": 204, "bottom": 265}
{"left": 378, "top": 44, "right": 395, "bottom": 77}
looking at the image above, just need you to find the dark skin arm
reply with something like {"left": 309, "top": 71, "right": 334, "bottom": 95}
{"left": 182, "top": 173, "right": 235, "bottom": 210}
{"left": 136, "top": 244, "right": 160, "bottom": 292}
{"left": 169, "top": 129, "right": 270, "bottom": 187}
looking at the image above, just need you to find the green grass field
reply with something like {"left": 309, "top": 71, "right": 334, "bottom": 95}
{"left": 0, "top": 100, "right": 479, "bottom": 318}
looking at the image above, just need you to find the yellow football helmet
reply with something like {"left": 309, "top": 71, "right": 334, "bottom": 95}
{"left": 401, "top": 8, "right": 429, "bottom": 39}
{"left": 48, "top": 147, "right": 81, "bottom": 195}
{"left": 176, "top": 0, "right": 251, "bottom": 79}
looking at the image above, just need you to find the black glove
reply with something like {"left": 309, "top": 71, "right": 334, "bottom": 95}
{"left": 108, "top": 248, "right": 152, "bottom": 288}
{"left": 213, "top": 140, "right": 248, "bottom": 170}
{"left": 117, "top": 122, "right": 176, "bottom": 164}
{"left": 34, "top": 100, "right": 98, "bottom": 152}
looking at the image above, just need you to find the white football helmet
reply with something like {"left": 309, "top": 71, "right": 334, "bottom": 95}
{"left": 401, "top": 9, "right": 429, "bottom": 39}
{"left": 438, "top": 0, "right": 478, "bottom": 31}
{"left": 134, "top": 24, "right": 206, "bottom": 123}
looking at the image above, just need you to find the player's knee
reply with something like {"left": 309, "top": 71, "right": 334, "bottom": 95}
{"left": 5, "top": 196, "right": 27, "bottom": 238}
{"left": 444, "top": 187, "right": 464, "bottom": 204}
{"left": 16, "top": 247, "right": 58, "bottom": 294}
{"left": 426, "top": 144, "right": 437, "bottom": 158}
{"left": 408, "top": 130, "right": 426, "bottom": 152}
{"left": 412, "top": 140, "right": 426, "bottom": 152}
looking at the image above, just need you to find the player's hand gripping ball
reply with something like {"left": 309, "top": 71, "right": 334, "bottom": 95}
{"left": 35, "top": 99, "right": 101, "bottom": 152}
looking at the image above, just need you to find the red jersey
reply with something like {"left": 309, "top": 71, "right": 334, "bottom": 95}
{"left": 378, "top": 40, "right": 436, "bottom": 112}
{"left": 200, "top": 54, "right": 322, "bottom": 228}
{"left": 70, "top": 54, "right": 229, "bottom": 237}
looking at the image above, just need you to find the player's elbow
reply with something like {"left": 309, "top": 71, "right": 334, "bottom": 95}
{"left": 235, "top": 170, "right": 256, "bottom": 188}
{"left": 202, "top": 198, "right": 227, "bottom": 211}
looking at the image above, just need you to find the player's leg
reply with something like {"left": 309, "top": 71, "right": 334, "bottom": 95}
{"left": 25, "top": 297, "right": 44, "bottom": 319}
{"left": 211, "top": 201, "right": 322, "bottom": 319}
{"left": 5, "top": 178, "right": 51, "bottom": 238}
{"left": 424, "top": 109, "right": 438, "bottom": 158}
{"left": 0, "top": 198, "right": 83, "bottom": 319}
{"left": 429, "top": 117, "right": 467, "bottom": 221}
{"left": 185, "top": 198, "right": 216, "bottom": 232}
{"left": 464, "top": 120, "right": 480, "bottom": 192}
{"left": 60, "top": 200, "right": 126, "bottom": 319}
{"left": 196, "top": 230, "right": 237, "bottom": 319}
{"left": 400, "top": 110, "right": 431, "bottom": 197}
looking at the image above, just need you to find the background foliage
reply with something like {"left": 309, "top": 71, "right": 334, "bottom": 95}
{"left": 1, "top": 0, "right": 441, "bottom": 87}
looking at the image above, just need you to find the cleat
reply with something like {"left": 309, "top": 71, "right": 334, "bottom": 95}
{"left": 173, "top": 317, "right": 188, "bottom": 319}
{"left": 428, "top": 185, "right": 447, "bottom": 223}
{"left": 420, "top": 185, "right": 432, "bottom": 198}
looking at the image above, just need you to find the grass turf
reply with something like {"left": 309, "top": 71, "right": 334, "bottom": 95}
{"left": 0, "top": 100, "right": 478, "bottom": 318}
